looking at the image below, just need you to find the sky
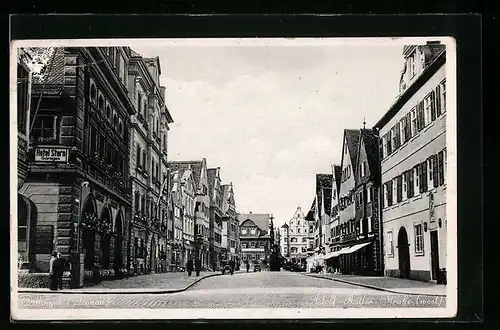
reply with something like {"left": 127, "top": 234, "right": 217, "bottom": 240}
{"left": 132, "top": 39, "right": 405, "bottom": 227}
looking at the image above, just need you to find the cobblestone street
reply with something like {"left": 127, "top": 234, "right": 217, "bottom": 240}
{"left": 17, "top": 271, "right": 447, "bottom": 309}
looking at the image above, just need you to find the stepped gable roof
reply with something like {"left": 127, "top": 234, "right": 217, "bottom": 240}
{"left": 344, "top": 129, "right": 361, "bottom": 174}
{"left": 360, "top": 128, "right": 381, "bottom": 182}
{"left": 237, "top": 213, "right": 270, "bottom": 238}
{"left": 167, "top": 161, "right": 203, "bottom": 187}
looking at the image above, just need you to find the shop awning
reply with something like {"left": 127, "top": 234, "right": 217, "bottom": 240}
{"left": 339, "top": 242, "right": 372, "bottom": 255}
{"left": 324, "top": 246, "right": 351, "bottom": 259}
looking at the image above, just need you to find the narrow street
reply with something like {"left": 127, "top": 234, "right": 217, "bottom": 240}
{"left": 17, "top": 271, "right": 446, "bottom": 309}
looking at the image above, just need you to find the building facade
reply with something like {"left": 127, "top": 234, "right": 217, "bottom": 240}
{"left": 128, "top": 51, "right": 173, "bottom": 275}
{"left": 180, "top": 168, "right": 197, "bottom": 264}
{"left": 18, "top": 47, "right": 135, "bottom": 287}
{"left": 375, "top": 42, "right": 447, "bottom": 282}
{"left": 222, "top": 183, "right": 239, "bottom": 262}
{"left": 208, "top": 168, "right": 224, "bottom": 270}
{"left": 168, "top": 159, "right": 210, "bottom": 270}
{"left": 238, "top": 212, "right": 271, "bottom": 265}
{"left": 286, "top": 206, "right": 309, "bottom": 263}
{"left": 279, "top": 223, "right": 290, "bottom": 258}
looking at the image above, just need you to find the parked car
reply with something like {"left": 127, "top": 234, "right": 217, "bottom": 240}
{"left": 221, "top": 260, "right": 232, "bottom": 275}
{"left": 253, "top": 264, "right": 261, "bottom": 272}
{"left": 291, "top": 263, "right": 306, "bottom": 272}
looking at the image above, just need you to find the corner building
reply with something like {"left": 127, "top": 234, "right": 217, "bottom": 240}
{"left": 19, "top": 47, "right": 135, "bottom": 287}
{"left": 374, "top": 42, "right": 447, "bottom": 282}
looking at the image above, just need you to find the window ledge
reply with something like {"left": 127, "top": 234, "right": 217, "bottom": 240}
{"left": 410, "top": 133, "right": 420, "bottom": 142}
{"left": 387, "top": 254, "right": 394, "bottom": 258}
{"left": 415, "top": 252, "right": 425, "bottom": 257}
{"left": 424, "top": 122, "right": 435, "bottom": 132}
{"left": 401, "top": 200, "right": 409, "bottom": 206}
{"left": 391, "top": 204, "right": 399, "bottom": 210}
{"left": 412, "top": 195, "right": 422, "bottom": 201}
{"left": 382, "top": 157, "right": 388, "bottom": 164}
{"left": 400, "top": 143, "right": 408, "bottom": 150}
{"left": 440, "top": 113, "right": 447, "bottom": 120}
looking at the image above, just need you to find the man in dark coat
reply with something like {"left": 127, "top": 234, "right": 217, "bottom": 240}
{"left": 186, "top": 259, "right": 194, "bottom": 276}
{"left": 54, "top": 252, "right": 65, "bottom": 290}
{"left": 195, "top": 258, "right": 201, "bottom": 277}
{"left": 245, "top": 260, "right": 250, "bottom": 273}
{"left": 229, "top": 259, "right": 235, "bottom": 275}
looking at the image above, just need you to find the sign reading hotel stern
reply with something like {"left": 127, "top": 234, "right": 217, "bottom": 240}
{"left": 35, "top": 147, "right": 68, "bottom": 162}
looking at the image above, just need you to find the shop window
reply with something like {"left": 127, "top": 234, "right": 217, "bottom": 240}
{"left": 32, "top": 115, "right": 60, "bottom": 144}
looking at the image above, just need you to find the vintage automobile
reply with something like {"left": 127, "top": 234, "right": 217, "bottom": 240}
{"left": 221, "top": 260, "right": 232, "bottom": 275}
{"left": 253, "top": 264, "right": 261, "bottom": 272}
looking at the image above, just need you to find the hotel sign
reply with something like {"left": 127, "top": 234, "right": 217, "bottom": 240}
{"left": 34, "top": 147, "right": 68, "bottom": 163}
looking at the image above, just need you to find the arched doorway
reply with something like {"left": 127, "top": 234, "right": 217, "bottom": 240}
{"left": 114, "top": 212, "right": 124, "bottom": 271}
{"left": 397, "top": 227, "right": 411, "bottom": 279}
{"left": 81, "top": 196, "right": 97, "bottom": 271}
{"left": 18, "top": 194, "right": 37, "bottom": 270}
{"left": 100, "top": 207, "right": 112, "bottom": 270}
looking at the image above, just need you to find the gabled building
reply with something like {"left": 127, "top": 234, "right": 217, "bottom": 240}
{"left": 374, "top": 41, "right": 447, "bottom": 282}
{"left": 168, "top": 169, "right": 184, "bottom": 270}
{"left": 279, "top": 223, "right": 290, "bottom": 258}
{"left": 180, "top": 168, "right": 197, "bottom": 264}
{"left": 286, "top": 206, "right": 309, "bottom": 263}
{"left": 328, "top": 165, "right": 342, "bottom": 247}
{"left": 207, "top": 167, "right": 224, "bottom": 270}
{"left": 314, "top": 174, "right": 333, "bottom": 253}
{"left": 168, "top": 159, "right": 210, "bottom": 269}
{"left": 222, "top": 183, "right": 239, "bottom": 263}
{"left": 238, "top": 212, "right": 271, "bottom": 265}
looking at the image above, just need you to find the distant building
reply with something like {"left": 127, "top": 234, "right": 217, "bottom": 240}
{"left": 279, "top": 223, "right": 290, "bottom": 258}
{"left": 286, "top": 206, "right": 309, "bottom": 263}
{"left": 207, "top": 167, "right": 224, "bottom": 269}
{"left": 238, "top": 212, "right": 271, "bottom": 264}
{"left": 221, "top": 183, "right": 238, "bottom": 263}
{"left": 374, "top": 41, "right": 447, "bottom": 282}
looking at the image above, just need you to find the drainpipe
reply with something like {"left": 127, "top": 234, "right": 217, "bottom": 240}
{"left": 375, "top": 127, "right": 385, "bottom": 276}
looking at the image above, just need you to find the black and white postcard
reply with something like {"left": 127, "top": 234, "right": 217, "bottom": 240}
{"left": 10, "top": 37, "right": 457, "bottom": 320}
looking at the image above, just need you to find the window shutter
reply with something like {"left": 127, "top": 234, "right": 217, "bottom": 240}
{"left": 405, "top": 112, "right": 411, "bottom": 140}
{"left": 436, "top": 85, "right": 442, "bottom": 116}
{"left": 431, "top": 90, "right": 437, "bottom": 121}
{"left": 422, "top": 161, "right": 428, "bottom": 192}
{"left": 395, "top": 122, "right": 401, "bottom": 148}
{"left": 417, "top": 101, "right": 425, "bottom": 131}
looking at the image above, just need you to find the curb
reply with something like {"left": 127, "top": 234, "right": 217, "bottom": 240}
{"left": 304, "top": 273, "right": 447, "bottom": 297}
{"left": 17, "top": 272, "right": 225, "bottom": 295}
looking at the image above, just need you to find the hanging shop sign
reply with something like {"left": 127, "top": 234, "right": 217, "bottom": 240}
{"left": 34, "top": 147, "right": 68, "bottom": 163}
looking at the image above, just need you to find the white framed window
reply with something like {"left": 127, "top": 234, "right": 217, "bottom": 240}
{"left": 366, "top": 186, "right": 372, "bottom": 203}
{"left": 250, "top": 228, "right": 256, "bottom": 235}
{"left": 383, "top": 184, "right": 388, "bottom": 208}
{"left": 382, "top": 136, "right": 388, "bottom": 158}
{"left": 410, "top": 51, "right": 417, "bottom": 77}
{"left": 391, "top": 126, "right": 398, "bottom": 151}
{"left": 400, "top": 117, "right": 407, "bottom": 144}
{"left": 411, "top": 108, "right": 418, "bottom": 136}
{"left": 440, "top": 79, "right": 446, "bottom": 113}
{"left": 414, "top": 224, "right": 424, "bottom": 255}
{"left": 367, "top": 216, "right": 372, "bottom": 234}
{"left": 387, "top": 231, "right": 394, "bottom": 256}
{"left": 241, "top": 228, "right": 247, "bottom": 235}
{"left": 424, "top": 94, "right": 433, "bottom": 126}
{"left": 392, "top": 178, "right": 397, "bottom": 205}
{"left": 443, "top": 148, "right": 447, "bottom": 184}
{"left": 428, "top": 157, "right": 434, "bottom": 189}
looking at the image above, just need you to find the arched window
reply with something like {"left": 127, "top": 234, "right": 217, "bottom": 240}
{"left": 90, "top": 84, "right": 97, "bottom": 103}
{"left": 98, "top": 95, "right": 104, "bottom": 111}
{"left": 106, "top": 104, "right": 111, "bottom": 118}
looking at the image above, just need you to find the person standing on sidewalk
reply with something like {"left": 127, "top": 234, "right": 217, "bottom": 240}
{"left": 49, "top": 252, "right": 58, "bottom": 290}
{"left": 229, "top": 259, "right": 235, "bottom": 275}
{"left": 245, "top": 260, "right": 250, "bottom": 273}
{"left": 186, "top": 259, "right": 193, "bottom": 276}
{"left": 195, "top": 258, "right": 201, "bottom": 277}
{"left": 53, "top": 252, "right": 65, "bottom": 290}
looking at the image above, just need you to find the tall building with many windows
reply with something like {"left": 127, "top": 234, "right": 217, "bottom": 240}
{"left": 18, "top": 47, "right": 135, "bottom": 287}
{"left": 374, "top": 41, "right": 447, "bottom": 282}
{"left": 238, "top": 212, "right": 271, "bottom": 265}
{"left": 286, "top": 206, "right": 309, "bottom": 263}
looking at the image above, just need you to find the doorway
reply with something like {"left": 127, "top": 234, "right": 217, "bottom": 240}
{"left": 397, "top": 227, "right": 411, "bottom": 279}
{"left": 430, "top": 230, "right": 440, "bottom": 280}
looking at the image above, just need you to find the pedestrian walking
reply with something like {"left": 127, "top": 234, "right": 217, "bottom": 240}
{"left": 49, "top": 251, "right": 58, "bottom": 290}
{"left": 245, "top": 260, "right": 250, "bottom": 273}
{"left": 195, "top": 258, "right": 201, "bottom": 277}
{"left": 186, "top": 259, "right": 193, "bottom": 276}
{"left": 229, "top": 259, "right": 235, "bottom": 275}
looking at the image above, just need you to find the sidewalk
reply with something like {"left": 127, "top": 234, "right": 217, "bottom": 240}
{"left": 17, "top": 271, "right": 222, "bottom": 294}
{"left": 306, "top": 273, "right": 447, "bottom": 297}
